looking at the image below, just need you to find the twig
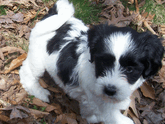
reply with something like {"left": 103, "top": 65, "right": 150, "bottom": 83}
{"left": 135, "top": 0, "right": 139, "bottom": 13}
{"left": 144, "top": 20, "right": 157, "bottom": 35}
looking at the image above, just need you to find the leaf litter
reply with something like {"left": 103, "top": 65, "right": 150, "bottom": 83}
{"left": 0, "top": 0, "right": 165, "bottom": 124}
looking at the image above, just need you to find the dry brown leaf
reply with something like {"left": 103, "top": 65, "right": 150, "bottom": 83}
{"left": 0, "top": 76, "right": 7, "bottom": 90}
{"left": 48, "top": 86, "right": 62, "bottom": 93}
{"left": 143, "top": 119, "right": 148, "bottom": 124}
{"left": 32, "top": 97, "right": 48, "bottom": 107}
{"left": 0, "top": 49, "right": 4, "bottom": 60}
{"left": 158, "top": 63, "right": 165, "bottom": 88}
{"left": 23, "top": 10, "right": 37, "bottom": 24}
{"left": 140, "top": 82, "right": 155, "bottom": 99}
{"left": 52, "top": 103, "right": 63, "bottom": 114}
{"left": 5, "top": 53, "right": 27, "bottom": 74}
{"left": 128, "top": 110, "right": 141, "bottom": 124}
{"left": 0, "top": 15, "right": 13, "bottom": 24}
{"left": 55, "top": 113, "right": 77, "bottom": 124}
{"left": 103, "top": 0, "right": 119, "bottom": 6}
{"left": 11, "top": 13, "right": 24, "bottom": 22}
{"left": 15, "top": 88, "right": 27, "bottom": 104}
{"left": 39, "top": 78, "right": 49, "bottom": 88}
{"left": 29, "top": 108, "right": 49, "bottom": 119}
{"left": 0, "top": 46, "right": 25, "bottom": 54}
{"left": 23, "top": 8, "right": 46, "bottom": 24}
{"left": 32, "top": 97, "right": 62, "bottom": 114}
{"left": 0, "top": 0, "right": 38, "bottom": 7}
{"left": 10, "top": 70, "right": 19, "bottom": 74}
{"left": 0, "top": 99, "right": 11, "bottom": 107}
{"left": 0, "top": 105, "right": 30, "bottom": 119}
{"left": 17, "top": 25, "right": 31, "bottom": 38}
{"left": 0, "top": 114, "right": 10, "bottom": 122}
{"left": 130, "top": 91, "right": 140, "bottom": 118}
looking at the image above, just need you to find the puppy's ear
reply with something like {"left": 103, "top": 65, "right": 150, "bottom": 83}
{"left": 88, "top": 24, "right": 106, "bottom": 62}
{"left": 140, "top": 32, "right": 164, "bottom": 79}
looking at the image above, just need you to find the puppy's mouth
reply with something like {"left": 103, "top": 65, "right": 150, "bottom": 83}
{"left": 102, "top": 94, "right": 121, "bottom": 103}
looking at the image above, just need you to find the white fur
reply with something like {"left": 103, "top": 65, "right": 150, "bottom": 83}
{"left": 19, "top": 0, "right": 147, "bottom": 124}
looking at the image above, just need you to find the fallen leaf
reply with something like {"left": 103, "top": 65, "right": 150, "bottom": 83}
{"left": 5, "top": 53, "right": 27, "bottom": 74}
{"left": 0, "top": 76, "right": 7, "bottom": 90}
{"left": 103, "top": 0, "right": 119, "bottom": 6}
{"left": 130, "top": 96, "right": 139, "bottom": 118}
{"left": 0, "top": 105, "right": 30, "bottom": 119}
{"left": 0, "top": 99, "right": 11, "bottom": 107}
{"left": 55, "top": 113, "right": 78, "bottom": 124}
{"left": 139, "top": 102, "right": 164, "bottom": 123}
{"left": 32, "top": 97, "right": 62, "bottom": 114}
{"left": 15, "top": 88, "right": 27, "bottom": 104}
{"left": 140, "top": 82, "right": 155, "bottom": 99}
{"left": 128, "top": 109, "right": 141, "bottom": 124}
{"left": 39, "top": 78, "right": 49, "bottom": 88}
{"left": 143, "top": 119, "right": 148, "bottom": 124}
{"left": 0, "top": 0, "right": 39, "bottom": 7}
{"left": 0, "top": 49, "right": 4, "bottom": 60}
{"left": 11, "top": 13, "right": 24, "bottom": 22}
{"left": 0, "top": 46, "right": 25, "bottom": 54}
{"left": 32, "top": 97, "right": 48, "bottom": 108}
{"left": 158, "top": 91, "right": 165, "bottom": 106}
{"left": 29, "top": 109, "right": 49, "bottom": 119}
{"left": 0, "top": 114, "right": 10, "bottom": 122}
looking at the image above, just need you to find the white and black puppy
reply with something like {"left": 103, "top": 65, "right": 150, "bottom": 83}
{"left": 19, "top": 0, "right": 164, "bottom": 123}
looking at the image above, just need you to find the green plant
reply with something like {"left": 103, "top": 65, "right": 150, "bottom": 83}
{"left": 33, "top": 105, "right": 38, "bottom": 110}
{"left": 41, "top": 107, "right": 46, "bottom": 111}
{"left": 28, "top": 95, "right": 35, "bottom": 102}
{"left": 0, "top": 6, "right": 6, "bottom": 15}
{"left": 69, "top": 0, "right": 101, "bottom": 24}
{"left": 40, "top": 118, "right": 46, "bottom": 124}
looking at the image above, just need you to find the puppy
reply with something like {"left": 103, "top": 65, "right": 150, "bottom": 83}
{"left": 19, "top": 0, "right": 164, "bottom": 123}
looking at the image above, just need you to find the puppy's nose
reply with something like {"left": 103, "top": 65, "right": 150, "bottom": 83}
{"left": 104, "top": 85, "right": 117, "bottom": 96}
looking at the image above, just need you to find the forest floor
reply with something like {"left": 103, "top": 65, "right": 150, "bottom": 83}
{"left": 0, "top": 0, "right": 165, "bottom": 124}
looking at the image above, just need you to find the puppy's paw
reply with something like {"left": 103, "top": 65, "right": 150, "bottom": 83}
{"left": 25, "top": 86, "right": 50, "bottom": 103}
{"left": 120, "top": 117, "right": 134, "bottom": 124}
{"left": 86, "top": 115, "right": 98, "bottom": 124}
{"left": 35, "top": 88, "right": 50, "bottom": 103}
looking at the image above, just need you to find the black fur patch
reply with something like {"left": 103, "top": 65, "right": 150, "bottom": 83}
{"left": 57, "top": 42, "right": 80, "bottom": 85}
{"left": 95, "top": 53, "right": 116, "bottom": 78}
{"left": 47, "top": 23, "right": 71, "bottom": 54}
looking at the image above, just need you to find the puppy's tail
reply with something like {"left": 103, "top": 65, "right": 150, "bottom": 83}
{"left": 31, "top": 0, "right": 74, "bottom": 36}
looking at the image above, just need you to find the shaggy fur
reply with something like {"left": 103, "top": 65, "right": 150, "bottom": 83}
{"left": 19, "top": 0, "right": 164, "bottom": 123}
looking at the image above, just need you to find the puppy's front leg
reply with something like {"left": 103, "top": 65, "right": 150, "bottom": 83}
{"left": 104, "top": 110, "right": 134, "bottom": 124}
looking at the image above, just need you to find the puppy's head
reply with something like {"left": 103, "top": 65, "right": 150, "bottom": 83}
{"left": 88, "top": 24, "right": 164, "bottom": 102}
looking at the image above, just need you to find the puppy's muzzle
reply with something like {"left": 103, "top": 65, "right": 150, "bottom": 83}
{"left": 104, "top": 85, "right": 117, "bottom": 96}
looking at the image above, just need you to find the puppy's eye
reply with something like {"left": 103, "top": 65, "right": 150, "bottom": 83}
{"left": 125, "top": 66, "right": 134, "bottom": 73}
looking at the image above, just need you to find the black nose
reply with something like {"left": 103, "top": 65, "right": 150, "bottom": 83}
{"left": 104, "top": 85, "right": 117, "bottom": 96}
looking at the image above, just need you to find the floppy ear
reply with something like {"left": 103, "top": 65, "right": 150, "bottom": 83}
{"left": 88, "top": 26, "right": 101, "bottom": 62}
{"left": 88, "top": 24, "right": 108, "bottom": 62}
{"left": 140, "top": 32, "right": 164, "bottom": 79}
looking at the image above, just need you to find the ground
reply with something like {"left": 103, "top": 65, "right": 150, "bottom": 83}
{"left": 0, "top": 0, "right": 165, "bottom": 124}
